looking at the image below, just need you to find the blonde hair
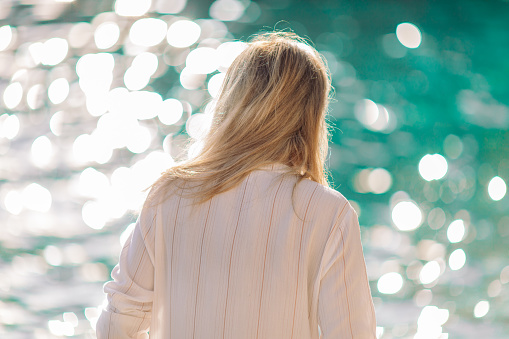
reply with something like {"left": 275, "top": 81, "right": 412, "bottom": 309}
{"left": 145, "top": 31, "right": 332, "bottom": 207}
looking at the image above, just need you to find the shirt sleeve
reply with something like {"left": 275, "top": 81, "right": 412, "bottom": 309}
{"left": 95, "top": 204, "right": 157, "bottom": 339}
{"left": 317, "top": 203, "right": 377, "bottom": 339}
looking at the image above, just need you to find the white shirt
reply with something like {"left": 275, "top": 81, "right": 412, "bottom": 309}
{"left": 96, "top": 164, "right": 376, "bottom": 338}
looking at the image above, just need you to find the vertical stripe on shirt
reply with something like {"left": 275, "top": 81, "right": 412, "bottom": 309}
{"left": 222, "top": 174, "right": 250, "bottom": 339}
{"left": 124, "top": 226, "right": 150, "bottom": 295}
{"left": 322, "top": 201, "right": 351, "bottom": 338}
{"left": 169, "top": 190, "right": 183, "bottom": 337}
{"left": 291, "top": 186, "right": 318, "bottom": 338}
{"left": 192, "top": 200, "right": 212, "bottom": 338}
{"left": 339, "top": 225, "right": 353, "bottom": 338}
{"left": 255, "top": 177, "right": 285, "bottom": 339}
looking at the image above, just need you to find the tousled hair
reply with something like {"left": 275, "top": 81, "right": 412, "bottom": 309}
{"left": 144, "top": 31, "right": 333, "bottom": 209}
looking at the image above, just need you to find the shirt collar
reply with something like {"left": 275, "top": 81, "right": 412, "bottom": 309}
{"left": 257, "top": 163, "right": 290, "bottom": 172}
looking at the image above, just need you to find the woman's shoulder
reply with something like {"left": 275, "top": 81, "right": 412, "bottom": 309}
{"left": 291, "top": 177, "right": 354, "bottom": 219}
{"left": 299, "top": 177, "right": 348, "bottom": 203}
{"left": 143, "top": 176, "right": 185, "bottom": 207}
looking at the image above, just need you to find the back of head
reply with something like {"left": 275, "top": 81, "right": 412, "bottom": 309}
{"left": 148, "top": 31, "right": 332, "bottom": 205}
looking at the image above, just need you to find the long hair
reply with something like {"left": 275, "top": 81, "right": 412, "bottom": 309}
{"left": 145, "top": 31, "right": 332, "bottom": 208}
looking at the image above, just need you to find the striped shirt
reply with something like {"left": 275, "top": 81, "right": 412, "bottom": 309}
{"left": 96, "top": 163, "right": 376, "bottom": 338}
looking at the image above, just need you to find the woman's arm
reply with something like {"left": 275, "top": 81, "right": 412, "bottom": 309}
{"left": 317, "top": 204, "right": 377, "bottom": 339}
{"left": 96, "top": 205, "right": 156, "bottom": 339}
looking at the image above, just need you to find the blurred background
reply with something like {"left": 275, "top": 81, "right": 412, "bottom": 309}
{"left": 0, "top": 0, "right": 508, "bottom": 338}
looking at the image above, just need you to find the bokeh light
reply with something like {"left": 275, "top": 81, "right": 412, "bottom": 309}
{"left": 367, "top": 168, "right": 392, "bottom": 194}
{"left": 132, "top": 52, "right": 159, "bottom": 77}
{"left": 0, "top": 113, "right": 20, "bottom": 139}
{"left": 78, "top": 167, "right": 110, "bottom": 199}
{"left": 419, "top": 260, "right": 441, "bottom": 285}
{"left": 210, "top": 0, "right": 246, "bottom": 21}
{"left": 488, "top": 176, "right": 507, "bottom": 201}
{"left": 185, "top": 47, "right": 219, "bottom": 74}
{"left": 392, "top": 200, "right": 423, "bottom": 231}
{"left": 23, "top": 183, "right": 52, "bottom": 213}
{"left": 27, "top": 84, "right": 44, "bottom": 109}
{"left": 31, "top": 136, "right": 53, "bottom": 168}
{"left": 167, "top": 20, "right": 201, "bottom": 48}
{"left": 207, "top": 72, "right": 226, "bottom": 97}
{"left": 474, "top": 300, "right": 490, "bottom": 318}
{"left": 354, "top": 99, "right": 396, "bottom": 133}
{"left": 415, "top": 305, "right": 449, "bottom": 338}
{"left": 419, "top": 154, "right": 448, "bottom": 181}
{"left": 126, "top": 125, "right": 152, "bottom": 153}
{"left": 82, "top": 200, "right": 108, "bottom": 230}
{"left": 48, "top": 319, "right": 75, "bottom": 336}
{"left": 396, "top": 22, "right": 422, "bottom": 48}
{"left": 129, "top": 18, "right": 167, "bottom": 47}
{"left": 44, "top": 245, "right": 63, "bottom": 266}
{"left": 158, "top": 98, "right": 184, "bottom": 125}
{"left": 3, "top": 82, "right": 23, "bottom": 109}
{"left": 48, "top": 78, "right": 70, "bottom": 104}
{"left": 114, "top": 0, "right": 151, "bottom": 17}
{"left": 4, "top": 190, "right": 23, "bottom": 215}
{"left": 0, "top": 25, "right": 13, "bottom": 50}
{"left": 216, "top": 41, "right": 247, "bottom": 70}
{"left": 377, "top": 272, "right": 403, "bottom": 294}
{"left": 94, "top": 22, "right": 120, "bottom": 49}
{"left": 40, "top": 37, "right": 68, "bottom": 66}
{"left": 443, "top": 134, "right": 463, "bottom": 159}
{"left": 186, "top": 113, "right": 213, "bottom": 139}
{"left": 447, "top": 219, "right": 465, "bottom": 243}
{"left": 448, "top": 248, "right": 466, "bottom": 270}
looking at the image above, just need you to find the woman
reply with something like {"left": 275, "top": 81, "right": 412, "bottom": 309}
{"left": 96, "top": 31, "right": 376, "bottom": 338}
